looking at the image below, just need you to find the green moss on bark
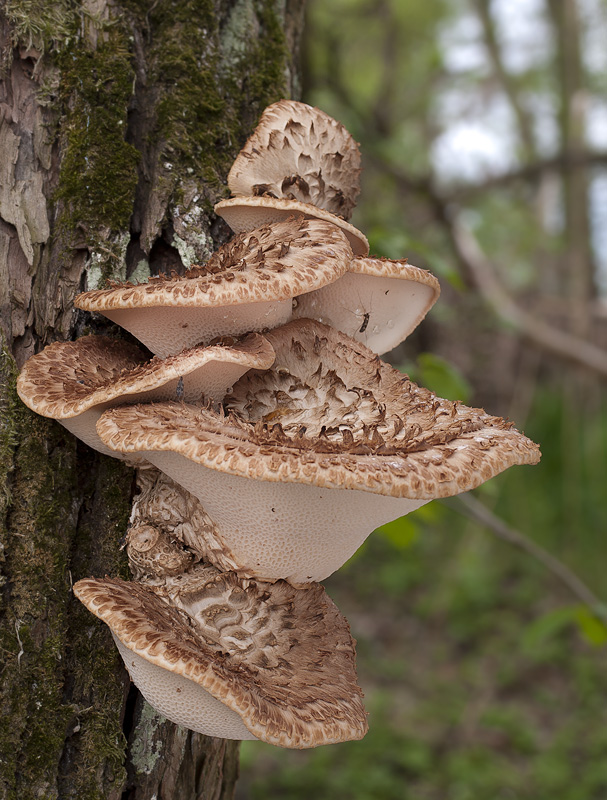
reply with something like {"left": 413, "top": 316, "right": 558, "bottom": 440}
{"left": 0, "top": 344, "right": 133, "bottom": 800}
{"left": 247, "top": 0, "right": 291, "bottom": 110}
{"left": 55, "top": 30, "right": 140, "bottom": 264}
{"left": 56, "top": 40, "right": 139, "bottom": 231}
{"left": 0, "top": 347, "right": 78, "bottom": 798}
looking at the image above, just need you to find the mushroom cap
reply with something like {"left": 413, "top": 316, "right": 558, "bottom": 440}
{"left": 227, "top": 99, "right": 362, "bottom": 220}
{"left": 96, "top": 320, "right": 540, "bottom": 583}
{"left": 97, "top": 319, "right": 541, "bottom": 498}
{"left": 16, "top": 333, "right": 274, "bottom": 456}
{"left": 293, "top": 257, "right": 441, "bottom": 355}
{"left": 74, "top": 218, "right": 354, "bottom": 356}
{"left": 74, "top": 572, "right": 367, "bottom": 748}
{"left": 215, "top": 197, "right": 369, "bottom": 258}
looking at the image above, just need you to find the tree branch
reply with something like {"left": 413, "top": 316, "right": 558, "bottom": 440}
{"left": 473, "top": 0, "right": 537, "bottom": 160}
{"left": 447, "top": 493, "right": 607, "bottom": 618}
{"left": 366, "top": 147, "right": 607, "bottom": 379}
{"left": 449, "top": 215, "right": 607, "bottom": 378}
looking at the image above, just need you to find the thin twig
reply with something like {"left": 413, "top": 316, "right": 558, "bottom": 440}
{"left": 370, "top": 152, "right": 607, "bottom": 377}
{"left": 445, "top": 493, "right": 607, "bottom": 619}
{"left": 450, "top": 217, "right": 607, "bottom": 378}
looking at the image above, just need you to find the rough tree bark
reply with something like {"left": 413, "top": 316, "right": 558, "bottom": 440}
{"left": 0, "top": 1, "right": 305, "bottom": 798}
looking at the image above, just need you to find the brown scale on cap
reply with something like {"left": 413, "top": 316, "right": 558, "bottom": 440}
{"left": 74, "top": 218, "right": 354, "bottom": 357}
{"left": 95, "top": 319, "right": 540, "bottom": 585}
{"left": 74, "top": 567, "right": 367, "bottom": 748}
{"left": 97, "top": 319, "right": 540, "bottom": 499}
{"left": 76, "top": 218, "right": 352, "bottom": 311}
{"left": 17, "top": 333, "right": 275, "bottom": 419}
{"left": 127, "top": 468, "right": 242, "bottom": 578}
{"left": 16, "top": 333, "right": 275, "bottom": 457}
{"left": 227, "top": 100, "right": 362, "bottom": 220}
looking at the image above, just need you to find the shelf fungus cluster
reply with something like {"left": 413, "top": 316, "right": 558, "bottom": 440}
{"left": 17, "top": 100, "right": 540, "bottom": 749}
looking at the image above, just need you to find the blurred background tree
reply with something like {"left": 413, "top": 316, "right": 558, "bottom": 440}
{"left": 238, "top": 1, "right": 607, "bottom": 797}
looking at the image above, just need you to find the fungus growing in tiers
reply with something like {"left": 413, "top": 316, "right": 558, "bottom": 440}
{"left": 16, "top": 333, "right": 274, "bottom": 458}
{"left": 214, "top": 100, "right": 368, "bottom": 256}
{"left": 17, "top": 97, "right": 542, "bottom": 751}
{"left": 95, "top": 319, "right": 541, "bottom": 585}
{"left": 75, "top": 217, "right": 353, "bottom": 357}
{"left": 293, "top": 257, "right": 441, "bottom": 355}
{"left": 74, "top": 557, "right": 367, "bottom": 747}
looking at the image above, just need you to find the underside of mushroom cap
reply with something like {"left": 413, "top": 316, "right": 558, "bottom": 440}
{"left": 74, "top": 572, "right": 367, "bottom": 748}
{"left": 74, "top": 218, "right": 353, "bottom": 356}
{"left": 96, "top": 319, "right": 541, "bottom": 500}
{"left": 293, "top": 258, "right": 441, "bottom": 355}
{"left": 227, "top": 99, "right": 362, "bottom": 220}
{"left": 16, "top": 333, "right": 275, "bottom": 457}
{"left": 215, "top": 197, "right": 369, "bottom": 257}
{"left": 95, "top": 320, "right": 540, "bottom": 583}
{"left": 17, "top": 333, "right": 275, "bottom": 418}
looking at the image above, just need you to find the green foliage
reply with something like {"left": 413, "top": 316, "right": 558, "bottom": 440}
{"left": 241, "top": 516, "right": 607, "bottom": 799}
{"left": 400, "top": 352, "right": 472, "bottom": 402}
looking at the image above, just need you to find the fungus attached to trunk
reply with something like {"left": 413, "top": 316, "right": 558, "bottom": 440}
{"left": 16, "top": 333, "right": 275, "bottom": 457}
{"left": 227, "top": 99, "right": 361, "bottom": 218}
{"left": 96, "top": 319, "right": 540, "bottom": 584}
{"left": 215, "top": 196, "right": 369, "bottom": 257}
{"left": 75, "top": 218, "right": 354, "bottom": 357}
{"left": 214, "top": 100, "right": 368, "bottom": 256}
{"left": 74, "top": 563, "right": 367, "bottom": 748}
{"left": 293, "top": 257, "right": 441, "bottom": 355}
{"left": 16, "top": 96, "right": 543, "bottom": 751}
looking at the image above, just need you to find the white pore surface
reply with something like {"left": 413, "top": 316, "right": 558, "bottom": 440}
{"left": 140, "top": 360, "right": 260, "bottom": 405}
{"left": 61, "top": 412, "right": 118, "bottom": 458}
{"left": 60, "top": 363, "right": 251, "bottom": 457}
{"left": 113, "top": 634, "right": 257, "bottom": 740}
{"left": 144, "top": 451, "right": 428, "bottom": 583}
{"left": 294, "top": 272, "right": 437, "bottom": 355}
{"left": 101, "top": 301, "right": 292, "bottom": 357}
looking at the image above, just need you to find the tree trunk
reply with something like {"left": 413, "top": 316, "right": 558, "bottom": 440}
{"left": 0, "top": 2, "right": 304, "bottom": 798}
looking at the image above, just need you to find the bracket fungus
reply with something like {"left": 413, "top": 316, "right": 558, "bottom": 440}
{"left": 17, "top": 333, "right": 275, "bottom": 458}
{"left": 293, "top": 257, "right": 441, "bottom": 355}
{"left": 75, "top": 217, "right": 353, "bottom": 357}
{"left": 214, "top": 100, "right": 369, "bottom": 256}
{"left": 17, "top": 98, "right": 541, "bottom": 751}
{"left": 95, "top": 319, "right": 540, "bottom": 585}
{"left": 74, "top": 532, "right": 367, "bottom": 747}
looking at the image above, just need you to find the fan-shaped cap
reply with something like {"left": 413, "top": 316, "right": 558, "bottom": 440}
{"left": 96, "top": 320, "right": 540, "bottom": 584}
{"left": 228, "top": 100, "right": 362, "bottom": 220}
{"left": 293, "top": 257, "right": 441, "bottom": 355}
{"left": 74, "top": 218, "right": 353, "bottom": 357}
{"left": 74, "top": 570, "right": 367, "bottom": 747}
{"left": 17, "top": 333, "right": 274, "bottom": 457}
{"left": 215, "top": 197, "right": 369, "bottom": 258}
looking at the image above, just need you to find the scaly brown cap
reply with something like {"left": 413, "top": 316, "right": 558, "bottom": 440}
{"left": 17, "top": 333, "right": 274, "bottom": 456}
{"left": 74, "top": 571, "right": 367, "bottom": 748}
{"left": 74, "top": 218, "right": 353, "bottom": 356}
{"left": 215, "top": 196, "right": 369, "bottom": 257}
{"left": 293, "top": 257, "right": 441, "bottom": 355}
{"left": 227, "top": 100, "right": 362, "bottom": 219}
{"left": 95, "top": 320, "right": 540, "bottom": 583}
